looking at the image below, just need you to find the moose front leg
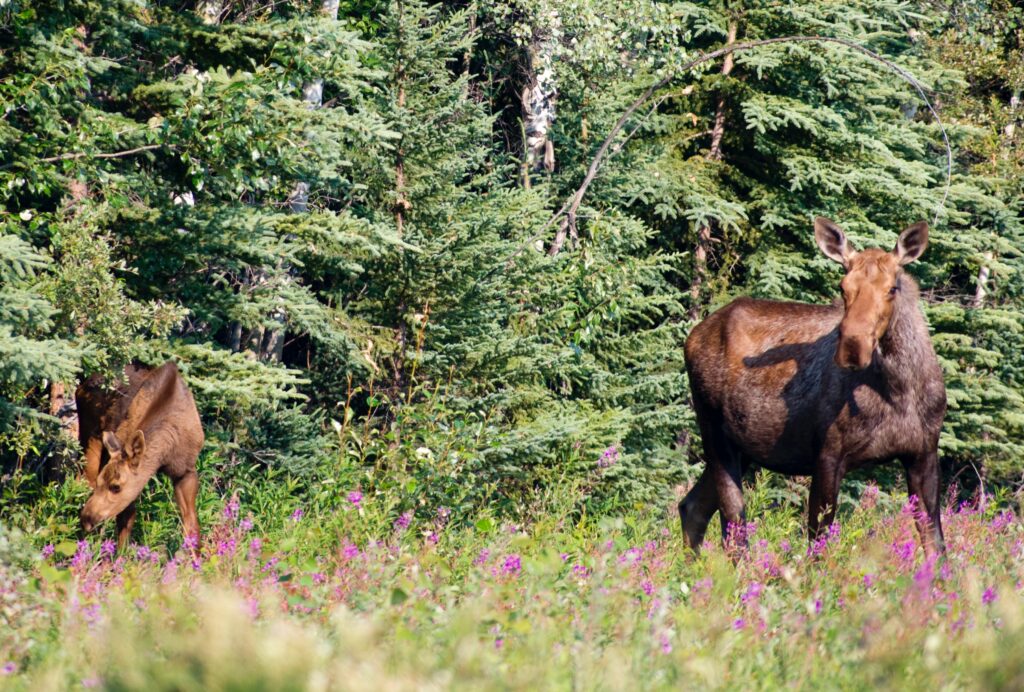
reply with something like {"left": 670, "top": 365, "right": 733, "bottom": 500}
{"left": 172, "top": 470, "right": 200, "bottom": 547}
{"left": 808, "top": 457, "right": 844, "bottom": 543}
{"left": 903, "top": 451, "right": 945, "bottom": 557}
{"left": 84, "top": 437, "right": 103, "bottom": 488}
{"left": 115, "top": 501, "right": 137, "bottom": 550}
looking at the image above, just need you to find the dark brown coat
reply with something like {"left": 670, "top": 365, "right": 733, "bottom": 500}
{"left": 77, "top": 361, "right": 204, "bottom": 549}
{"left": 680, "top": 219, "right": 946, "bottom": 556}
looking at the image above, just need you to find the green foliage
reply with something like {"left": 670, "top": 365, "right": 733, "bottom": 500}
{"left": 1, "top": 0, "right": 1023, "bottom": 515}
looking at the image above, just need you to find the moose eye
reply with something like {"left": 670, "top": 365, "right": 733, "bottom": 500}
{"left": 888, "top": 285, "right": 899, "bottom": 296}
{"left": 109, "top": 483, "right": 121, "bottom": 494}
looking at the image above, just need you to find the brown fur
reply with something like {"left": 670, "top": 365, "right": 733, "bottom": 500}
{"left": 681, "top": 219, "right": 946, "bottom": 556}
{"left": 77, "top": 361, "right": 204, "bottom": 549}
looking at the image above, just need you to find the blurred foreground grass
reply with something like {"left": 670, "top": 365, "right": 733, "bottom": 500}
{"left": 2, "top": 481, "right": 1023, "bottom": 690}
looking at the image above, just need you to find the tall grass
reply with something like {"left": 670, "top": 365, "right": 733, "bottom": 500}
{"left": 2, "top": 475, "right": 1023, "bottom": 690}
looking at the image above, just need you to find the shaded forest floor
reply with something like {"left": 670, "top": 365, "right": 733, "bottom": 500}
{"left": 2, "top": 478, "right": 1023, "bottom": 690}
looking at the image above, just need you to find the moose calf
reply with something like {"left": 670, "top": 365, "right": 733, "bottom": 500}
{"left": 77, "top": 361, "right": 204, "bottom": 549}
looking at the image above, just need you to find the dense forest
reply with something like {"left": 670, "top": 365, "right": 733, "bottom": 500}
{"left": 2, "top": 0, "right": 1024, "bottom": 530}
{"left": 6, "top": 2, "right": 1024, "bottom": 688}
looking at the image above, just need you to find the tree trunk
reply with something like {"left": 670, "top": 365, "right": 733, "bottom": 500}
{"left": 689, "top": 19, "right": 738, "bottom": 321}
{"left": 260, "top": 0, "right": 339, "bottom": 363}
{"left": 974, "top": 89, "right": 1019, "bottom": 309}
{"left": 196, "top": 0, "right": 223, "bottom": 24}
{"left": 522, "top": 8, "right": 560, "bottom": 180}
{"left": 391, "top": 0, "right": 410, "bottom": 392}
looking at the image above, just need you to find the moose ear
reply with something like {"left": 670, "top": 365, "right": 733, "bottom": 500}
{"left": 126, "top": 430, "right": 146, "bottom": 467}
{"left": 895, "top": 221, "right": 929, "bottom": 265}
{"left": 102, "top": 430, "right": 122, "bottom": 455}
{"left": 814, "top": 217, "right": 851, "bottom": 268}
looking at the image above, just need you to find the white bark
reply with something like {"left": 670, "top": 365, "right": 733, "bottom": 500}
{"left": 522, "top": 8, "right": 560, "bottom": 175}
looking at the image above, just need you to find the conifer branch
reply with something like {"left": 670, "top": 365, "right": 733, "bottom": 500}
{"left": 2, "top": 144, "right": 164, "bottom": 170}
{"left": 510, "top": 34, "right": 953, "bottom": 264}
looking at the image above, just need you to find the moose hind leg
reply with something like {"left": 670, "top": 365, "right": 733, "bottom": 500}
{"left": 172, "top": 470, "right": 200, "bottom": 546}
{"left": 678, "top": 469, "right": 719, "bottom": 552}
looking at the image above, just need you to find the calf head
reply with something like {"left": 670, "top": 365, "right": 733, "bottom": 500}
{"left": 80, "top": 429, "right": 148, "bottom": 532}
{"left": 814, "top": 217, "right": 929, "bottom": 370}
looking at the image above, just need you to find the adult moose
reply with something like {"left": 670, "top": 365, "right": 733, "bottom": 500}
{"left": 681, "top": 218, "right": 946, "bottom": 557}
{"left": 77, "top": 361, "right": 204, "bottom": 549}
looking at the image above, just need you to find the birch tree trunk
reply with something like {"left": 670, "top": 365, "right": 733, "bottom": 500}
{"left": 260, "top": 0, "right": 340, "bottom": 362}
{"left": 518, "top": 6, "right": 563, "bottom": 253}
{"left": 391, "top": 0, "right": 411, "bottom": 392}
{"left": 974, "top": 89, "right": 1019, "bottom": 308}
{"left": 689, "top": 19, "right": 738, "bottom": 321}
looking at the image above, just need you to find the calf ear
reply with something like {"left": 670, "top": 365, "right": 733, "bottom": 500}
{"left": 895, "top": 221, "right": 929, "bottom": 265}
{"left": 814, "top": 217, "right": 851, "bottom": 268}
{"left": 102, "top": 430, "right": 122, "bottom": 455}
{"left": 127, "top": 430, "right": 146, "bottom": 467}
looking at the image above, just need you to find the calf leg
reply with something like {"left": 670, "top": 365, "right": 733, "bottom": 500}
{"left": 172, "top": 470, "right": 200, "bottom": 546}
{"left": 678, "top": 469, "right": 719, "bottom": 552}
{"left": 808, "top": 456, "right": 844, "bottom": 543}
{"left": 903, "top": 451, "right": 945, "bottom": 557}
{"left": 115, "top": 501, "right": 137, "bottom": 550}
{"left": 84, "top": 437, "right": 103, "bottom": 488}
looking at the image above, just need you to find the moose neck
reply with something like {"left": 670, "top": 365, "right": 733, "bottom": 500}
{"left": 876, "top": 275, "right": 930, "bottom": 391}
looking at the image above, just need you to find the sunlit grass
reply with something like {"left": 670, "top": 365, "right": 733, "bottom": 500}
{"left": 2, "top": 480, "right": 1023, "bottom": 690}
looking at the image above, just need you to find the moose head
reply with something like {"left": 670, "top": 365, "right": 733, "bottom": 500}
{"left": 814, "top": 217, "right": 929, "bottom": 370}
{"left": 80, "top": 429, "right": 150, "bottom": 533}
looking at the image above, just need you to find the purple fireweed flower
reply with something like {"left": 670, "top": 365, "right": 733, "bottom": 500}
{"left": 814, "top": 599, "right": 823, "bottom": 615}
{"left": 660, "top": 633, "right": 673, "bottom": 654}
{"left": 216, "top": 538, "right": 236, "bottom": 557}
{"left": 780, "top": 539, "right": 792, "bottom": 553}
{"left": 183, "top": 534, "right": 199, "bottom": 552}
{"left": 641, "top": 580, "right": 655, "bottom": 596}
{"left": 597, "top": 445, "right": 619, "bottom": 469}
{"left": 249, "top": 538, "right": 263, "bottom": 559}
{"left": 426, "top": 531, "right": 440, "bottom": 545}
{"left": 136, "top": 545, "right": 152, "bottom": 562}
{"left": 1, "top": 662, "right": 16, "bottom": 675}
{"left": 474, "top": 548, "right": 490, "bottom": 566}
{"left": 741, "top": 582, "right": 763, "bottom": 604}
{"left": 891, "top": 539, "right": 916, "bottom": 565}
{"left": 81, "top": 676, "right": 101, "bottom": 688}
{"left": 290, "top": 508, "right": 304, "bottom": 522}
{"left": 100, "top": 540, "right": 116, "bottom": 560}
{"left": 983, "top": 587, "right": 998, "bottom": 605}
{"left": 393, "top": 511, "right": 412, "bottom": 532}
{"left": 224, "top": 496, "right": 240, "bottom": 520}
{"left": 502, "top": 554, "right": 522, "bottom": 576}
{"left": 861, "top": 483, "right": 880, "bottom": 508}
{"left": 572, "top": 564, "right": 590, "bottom": 579}
{"left": 312, "top": 572, "right": 327, "bottom": 584}
{"left": 494, "top": 638, "right": 504, "bottom": 650}
{"left": 341, "top": 542, "right": 359, "bottom": 560}
{"left": 41, "top": 543, "right": 55, "bottom": 559}
{"left": 990, "top": 511, "right": 1014, "bottom": 531}
{"left": 560, "top": 552, "right": 570, "bottom": 562}
{"left": 71, "top": 540, "right": 92, "bottom": 570}
{"left": 240, "top": 517, "right": 254, "bottom": 532}
{"left": 733, "top": 618, "right": 746, "bottom": 630}
{"left": 863, "top": 573, "right": 876, "bottom": 589}
{"left": 162, "top": 559, "right": 179, "bottom": 585}
{"left": 347, "top": 491, "right": 363, "bottom": 508}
